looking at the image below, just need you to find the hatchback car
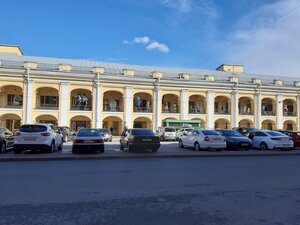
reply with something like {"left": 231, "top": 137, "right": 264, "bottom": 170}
{"left": 72, "top": 129, "right": 104, "bottom": 153}
{"left": 248, "top": 130, "right": 294, "bottom": 150}
{"left": 14, "top": 124, "right": 63, "bottom": 154}
{"left": 156, "top": 127, "right": 176, "bottom": 141}
{"left": 179, "top": 129, "right": 226, "bottom": 151}
{"left": 216, "top": 129, "right": 252, "bottom": 150}
{"left": 276, "top": 130, "right": 300, "bottom": 148}
{"left": 98, "top": 128, "right": 113, "bottom": 142}
{"left": 120, "top": 128, "right": 160, "bottom": 152}
{"left": 0, "top": 128, "right": 14, "bottom": 153}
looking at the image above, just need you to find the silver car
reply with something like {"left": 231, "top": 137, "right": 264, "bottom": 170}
{"left": 156, "top": 127, "right": 177, "bottom": 141}
{"left": 179, "top": 129, "right": 226, "bottom": 151}
{"left": 176, "top": 128, "right": 194, "bottom": 141}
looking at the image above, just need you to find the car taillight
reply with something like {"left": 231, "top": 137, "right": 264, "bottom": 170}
{"left": 41, "top": 132, "right": 50, "bottom": 136}
{"left": 16, "top": 132, "right": 21, "bottom": 136}
{"left": 271, "top": 138, "right": 281, "bottom": 141}
{"left": 73, "top": 139, "right": 84, "bottom": 144}
{"left": 204, "top": 136, "right": 209, "bottom": 141}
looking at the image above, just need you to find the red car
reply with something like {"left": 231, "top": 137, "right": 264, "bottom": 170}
{"left": 277, "top": 130, "right": 300, "bottom": 148}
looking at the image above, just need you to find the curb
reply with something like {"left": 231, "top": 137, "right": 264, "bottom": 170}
{"left": 0, "top": 151, "right": 299, "bottom": 162}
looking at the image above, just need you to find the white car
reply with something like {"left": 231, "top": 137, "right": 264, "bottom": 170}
{"left": 14, "top": 124, "right": 63, "bottom": 154}
{"left": 248, "top": 130, "right": 294, "bottom": 150}
{"left": 179, "top": 129, "right": 226, "bottom": 151}
{"left": 176, "top": 128, "right": 194, "bottom": 140}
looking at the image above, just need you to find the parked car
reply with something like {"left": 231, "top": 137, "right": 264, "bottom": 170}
{"left": 120, "top": 128, "right": 160, "bottom": 152}
{"left": 0, "top": 128, "right": 14, "bottom": 153}
{"left": 216, "top": 129, "right": 252, "bottom": 150}
{"left": 57, "top": 126, "right": 75, "bottom": 142}
{"left": 248, "top": 130, "right": 294, "bottom": 150}
{"left": 98, "top": 128, "right": 113, "bottom": 142}
{"left": 72, "top": 129, "right": 104, "bottom": 153}
{"left": 176, "top": 128, "right": 194, "bottom": 141}
{"left": 179, "top": 129, "right": 226, "bottom": 151}
{"left": 276, "top": 130, "right": 300, "bottom": 148}
{"left": 14, "top": 124, "right": 63, "bottom": 154}
{"left": 234, "top": 127, "right": 258, "bottom": 137}
{"left": 156, "top": 127, "right": 176, "bottom": 141}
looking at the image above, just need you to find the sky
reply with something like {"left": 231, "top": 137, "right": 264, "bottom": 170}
{"left": 1, "top": 0, "right": 300, "bottom": 77}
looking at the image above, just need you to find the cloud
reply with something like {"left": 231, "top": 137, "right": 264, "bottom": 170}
{"left": 223, "top": 0, "right": 300, "bottom": 77}
{"left": 123, "top": 36, "right": 170, "bottom": 54}
{"left": 161, "top": 0, "right": 192, "bottom": 13}
{"left": 146, "top": 41, "right": 170, "bottom": 53}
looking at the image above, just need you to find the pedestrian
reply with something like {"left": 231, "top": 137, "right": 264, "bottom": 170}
{"left": 110, "top": 126, "right": 113, "bottom": 134}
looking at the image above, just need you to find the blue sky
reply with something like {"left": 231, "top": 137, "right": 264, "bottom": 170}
{"left": 1, "top": 0, "right": 300, "bottom": 76}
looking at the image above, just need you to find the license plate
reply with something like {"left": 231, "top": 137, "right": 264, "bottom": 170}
{"left": 142, "top": 139, "right": 152, "bottom": 142}
{"left": 24, "top": 137, "right": 36, "bottom": 141}
{"left": 241, "top": 143, "right": 249, "bottom": 146}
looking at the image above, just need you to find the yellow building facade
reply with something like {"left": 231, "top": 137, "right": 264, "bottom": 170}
{"left": 0, "top": 45, "right": 300, "bottom": 135}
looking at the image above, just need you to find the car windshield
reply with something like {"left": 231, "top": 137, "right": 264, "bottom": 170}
{"left": 266, "top": 131, "right": 285, "bottom": 137}
{"left": 202, "top": 130, "right": 220, "bottom": 136}
{"left": 19, "top": 125, "right": 47, "bottom": 132}
{"left": 221, "top": 130, "right": 243, "bottom": 137}
{"left": 131, "top": 129, "right": 155, "bottom": 136}
{"left": 77, "top": 129, "right": 100, "bottom": 137}
{"left": 165, "top": 128, "right": 176, "bottom": 132}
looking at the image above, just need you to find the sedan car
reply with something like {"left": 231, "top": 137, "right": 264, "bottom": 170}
{"left": 14, "top": 124, "right": 63, "bottom": 154}
{"left": 72, "top": 129, "right": 104, "bottom": 153}
{"left": 120, "top": 128, "right": 160, "bottom": 152}
{"left": 176, "top": 128, "right": 194, "bottom": 141}
{"left": 276, "top": 130, "right": 300, "bottom": 148}
{"left": 0, "top": 127, "right": 14, "bottom": 153}
{"left": 234, "top": 127, "right": 258, "bottom": 137}
{"left": 179, "top": 129, "right": 226, "bottom": 151}
{"left": 216, "top": 129, "right": 252, "bottom": 150}
{"left": 98, "top": 128, "right": 113, "bottom": 142}
{"left": 248, "top": 130, "right": 294, "bottom": 150}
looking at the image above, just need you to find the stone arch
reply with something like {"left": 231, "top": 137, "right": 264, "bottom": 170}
{"left": 238, "top": 97, "right": 254, "bottom": 115}
{"left": 133, "top": 117, "right": 153, "bottom": 129}
{"left": 36, "top": 87, "right": 59, "bottom": 109}
{"left": 162, "top": 94, "right": 180, "bottom": 113}
{"left": 133, "top": 92, "right": 153, "bottom": 112}
{"left": 283, "top": 120, "right": 297, "bottom": 131}
{"left": 36, "top": 114, "right": 58, "bottom": 126}
{"left": 214, "top": 118, "right": 231, "bottom": 129}
{"left": 0, "top": 113, "right": 22, "bottom": 130}
{"left": 189, "top": 95, "right": 206, "bottom": 114}
{"left": 215, "top": 96, "right": 230, "bottom": 114}
{"left": 70, "top": 89, "right": 92, "bottom": 111}
{"left": 191, "top": 118, "right": 206, "bottom": 129}
{"left": 261, "top": 119, "right": 276, "bottom": 130}
{"left": 261, "top": 98, "right": 276, "bottom": 116}
{"left": 102, "top": 116, "right": 123, "bottom": 135}
{"left": 0, "top": 85, "right": 23, "bottom": 108}
{"left": 238, "top": 119, "right": 254, "bottom": 128}
{"left": 283, "top": 99, "right": 297, "bottom": 117}
{"left": 103, "top": 90, "right": 124, "bottom": 112}
{"left": 70, "top": 115, "right": 91, "bottom": 131}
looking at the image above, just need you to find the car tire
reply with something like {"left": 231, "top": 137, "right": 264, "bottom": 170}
{"left": 48, "top": 142, "right": 55, "bottom": 153}
{"left": 58, "top": 139, "right": 63, "bottom": 151}
{"left": 179, "top": 140, "right": 184, "bottom": 148}
{"left": 0, "top": 142, "right": 6, "bottom": 154}
{"left": 194, "top": 142, "right": 200, "bottom": 151}
{"left": 260, "top": 142, "right": 268, "bottom": 150}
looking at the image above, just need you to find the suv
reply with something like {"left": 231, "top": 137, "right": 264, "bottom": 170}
{"left": 156, "top": 127, "right": 177, "bottom": 141}
{"left": 14, "top": 124, "right": 63, "bottom": 154}
{"left": 57, "top": 126, "right": 75, "bottom": 142}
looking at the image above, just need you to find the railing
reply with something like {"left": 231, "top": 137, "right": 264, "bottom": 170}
{"left": 36, "top": 104, "right": 58, "bottom": 110}
{"left": 239, "top": 111, "right": 253, "bottom": 115}
{"left": 215, "top": 110, "right": 230, "bottom": 115}
{"left": 189, "top": 109, "right": 205, "bottom": 114}
{"left": 261, "top": 111, "right": 276, "bottom": 116}
{"left": 103, "top": 106, "right": 123, "bottom": 112}
{"left": 162, "top": 109, "right": 180, "bottom": 113}
{"left": 134, "top": 107, "right": 152, "bottom": 113}
{"left": 283, "top": 111, "right": 297, "bottom": 117}
{"left": 0, "top": 103, "right": 23, "bottom": 108}
{"left": 70, "top": 105, "right": 92, "bottom": 111}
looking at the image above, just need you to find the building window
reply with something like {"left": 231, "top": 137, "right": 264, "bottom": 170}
{"left": 40, "top": 96, "right": 58, "bottom": 108}
{"left": 7, "top": 94, "right": 23, "bottom": 106}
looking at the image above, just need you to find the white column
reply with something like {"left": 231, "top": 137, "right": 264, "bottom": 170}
{"left": 297, "top": 94, "right": 300, "bottom": 131}
{"left": 154, "top": 86, "right": 162, "bottom": 131}
{"left": 206, "top": 90, "right": 214, "bottom": 129}
{"left": 24, "top": 72, "right": 33, "bottom": 124}
{"left": 231, "top": 90, "right": 238, "bottom": 128}
{"left": 277, "top": 94, "right": 283, "bottom": 130}
{"left": 181, "top": 89, "right": 188, "bottom": 120}
{"left": 59, "top": 82, "right": 69, "bottom": 126}
{"left": 93, "top": 74, "right": 101, "bottom": 128}
{"left": 255, "top": 91, "right": 261, "bottom": 129}
{"left": 123, "top": 86, "right": 133, "bottom": 128}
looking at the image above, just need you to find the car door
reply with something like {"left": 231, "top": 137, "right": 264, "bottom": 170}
{"left": 5, "top": 129, "right": 14, "bottom": 148}
{"left": 252, "top": 131, "right": 265, "bottom": 148}
{"left": 187, "top": 130, "right": 198, "bottom": 146}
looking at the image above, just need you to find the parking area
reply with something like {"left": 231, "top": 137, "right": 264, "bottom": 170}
{"left": 1, "top": 138, "right": 300, "bottom": 162}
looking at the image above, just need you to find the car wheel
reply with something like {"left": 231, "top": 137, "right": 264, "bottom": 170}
{"left": 48, "top": 142, "right": 55, "bottom": 153}
{"left": 179, "top": 140, "right": 184, "bottom": 148}
{"left": 194, "top": 142, "right": 200, "bottom": 151}
{"left": 0, "top": 142, "right": 6, "bottom": 154}
{"left": 58, "top": 139, "right": 63, "bottom": 151}
{"left": 260, "top": 142, "right": 268, "bottom": 150}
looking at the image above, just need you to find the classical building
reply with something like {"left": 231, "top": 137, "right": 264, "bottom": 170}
{"left": 0, "top": 44, "right": 300, "bottom": 135}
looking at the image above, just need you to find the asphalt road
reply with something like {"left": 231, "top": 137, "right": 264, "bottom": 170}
{"left": 1, "top": 156, "right": 300, "bottom": 225}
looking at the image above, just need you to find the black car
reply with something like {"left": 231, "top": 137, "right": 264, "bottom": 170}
{"left": 120, "top": 128, "right": 160, "bottom": 152}
{"left": 216, "top": 129, "right": 253, "bottom": 150}
{"left": 57, "top": 126, "right": 75, "bottom": 142}
{"left": 0, "top": 128, "right": 14, "bottom": 153}
{"left": 234, "top": 127, "right": 258, "bottom": 137}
